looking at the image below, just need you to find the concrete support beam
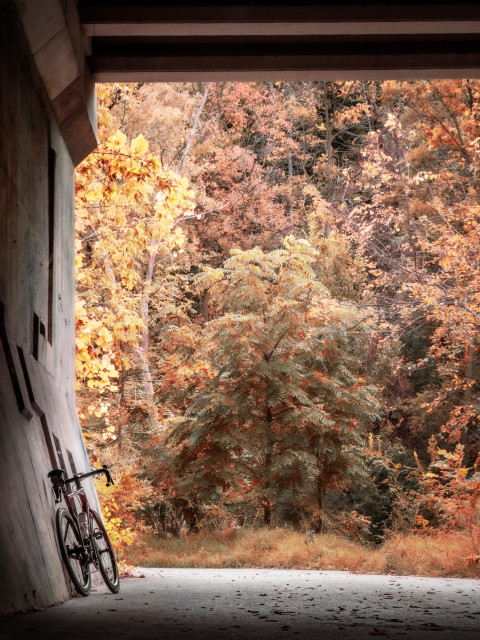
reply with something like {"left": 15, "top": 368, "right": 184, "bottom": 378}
{"left": 81, "top": 2, "right": 480, "bottom": 81}
{"left": 90, "top": 37, "right": 480, "bottom": 82}
{"left": 80, "top": 3, "right": 480, "bottom": 37}
{"left": 16, "top": 0, "right": 97, "bottom": 165}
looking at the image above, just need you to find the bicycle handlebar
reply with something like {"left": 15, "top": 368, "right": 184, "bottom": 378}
{"left": 48, "top": 465, "right": 114, "bottom": 499}
{"left": 74, "top": 465, "right": 114, "bottom": 488}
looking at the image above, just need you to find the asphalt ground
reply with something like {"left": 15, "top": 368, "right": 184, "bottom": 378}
{"left": 1, "top": 568, "right": 479, "bottom": 639}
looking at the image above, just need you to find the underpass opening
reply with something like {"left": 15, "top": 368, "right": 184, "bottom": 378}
{"left": 1, "top": 0, "right": 480, "bottom": 621}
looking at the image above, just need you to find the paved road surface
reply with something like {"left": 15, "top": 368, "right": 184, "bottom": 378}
{"left": 1, "top": 568, "right": 479, "bottom": 639}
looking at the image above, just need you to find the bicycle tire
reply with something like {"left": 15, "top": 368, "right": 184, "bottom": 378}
{"left": 90, "top": 510, "right": 120, "bottom": 593}
{"left": 55, "top": 508, "right": 91, "bottom": 596}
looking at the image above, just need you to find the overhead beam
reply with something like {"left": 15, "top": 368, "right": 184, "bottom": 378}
{"left": 80, "top": 2, "right": 480, "bottom": 82}
{"left": 80, "top": 3, "right": 480, "bottom": 37}
{"left": 91, "top": 69, "right": 480, "bottom": 83}
{"left": 82, "top": 21, "right": 480, "bottom": 38}
{"left": 90, "top": 38, "right": 480, "bottom": 82}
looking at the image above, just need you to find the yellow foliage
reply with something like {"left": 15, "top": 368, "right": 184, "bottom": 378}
{"left": 75, "top": 84, "right": 196, "bottom": 420}
{"left": 131, "top": 133, "right": 149, "bottom": 155}
{"left": 95, "top": 462, "right": 155, "bottom": 563}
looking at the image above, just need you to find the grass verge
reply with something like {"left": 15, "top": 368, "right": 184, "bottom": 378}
{"left": 124, "top": 528, "right": 480, "bottom": 578}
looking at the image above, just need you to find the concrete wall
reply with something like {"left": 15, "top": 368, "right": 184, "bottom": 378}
{"left": 0, "top": 0, "right": 95, "bottom": 614}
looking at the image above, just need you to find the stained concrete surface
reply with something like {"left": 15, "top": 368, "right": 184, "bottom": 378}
{"left": 1, "top": 568, "right": 479, "bottom": 639}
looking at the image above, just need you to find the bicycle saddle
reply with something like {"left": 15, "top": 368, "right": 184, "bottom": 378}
{"left": 47, "top": 469, "right": 67, "bottom": 482}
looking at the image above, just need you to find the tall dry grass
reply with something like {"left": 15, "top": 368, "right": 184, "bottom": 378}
{"left": 125, "top": 528, "right": 480, "bottom": 578}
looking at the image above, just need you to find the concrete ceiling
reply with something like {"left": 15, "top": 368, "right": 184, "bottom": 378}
{"left": 79, "top": 1, "right": 480, "bottom": 81}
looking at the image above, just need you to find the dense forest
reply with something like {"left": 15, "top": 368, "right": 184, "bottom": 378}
{"left": 75, "top": 80, "right": 480, "bottom": 560}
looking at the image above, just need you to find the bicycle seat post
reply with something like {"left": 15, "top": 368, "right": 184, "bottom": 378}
{"left": 73, "top": 474, "right": 83, "bottom": 491}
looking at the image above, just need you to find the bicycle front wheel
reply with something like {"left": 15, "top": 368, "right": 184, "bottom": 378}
{"left": 90, "top": 510, "right": 120, "bottom": 593}
{"left": 55, "top": 508, "right": 91, "bottom": 596}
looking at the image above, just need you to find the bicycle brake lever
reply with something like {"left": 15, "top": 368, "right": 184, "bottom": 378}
{"left": 103, "top": 464, "right": 114, "bottom": 486}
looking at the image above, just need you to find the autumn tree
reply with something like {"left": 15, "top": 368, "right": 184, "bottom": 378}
{"left": 346, "top": 81, "right": 480, "bottom": 456}
{"left": 159, "top": 238, "right": 380, "bottom": 529}
{"left": 75, "top": 84, "right": 195, "bottom": 445}
{"left": 330, "top": 79, "right": 480, "bottom": 540}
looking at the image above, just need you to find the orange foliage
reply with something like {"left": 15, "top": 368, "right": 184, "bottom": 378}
{"left": 75, "top": 79, "right": 480, "bottom": 547}
{"left": 95, "top": 464, "right": 154, "bottom": 558}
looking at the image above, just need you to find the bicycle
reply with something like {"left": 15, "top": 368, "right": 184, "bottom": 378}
{"left": 48, "top": 465, "right": 120, "bottom": 596}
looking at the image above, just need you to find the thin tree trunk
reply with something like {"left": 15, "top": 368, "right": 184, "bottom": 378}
{"left": 134, "top": 247, "right": 157, "bottom": 427}
{"left": 263, "top": 449, "right": 272, "bottom": 526}
{"left": 135, "top": 307, "right": 154, "bottom": 408}
{"left": 321, "top": 82, "right": 334, "bottom": 239}
{"left": 361, "top": 81, "right": 372, "bottom": 133}
{"left": 116, "top": 366, "right": 127, "bottom": 450}
{"left": 462, "top": 342, "right": 476, "bottom": 447}
{"left": 464, "top": 342, "right": 475, "bottom": 404}
{"left": 201, "top": 290, "right": 210, "bottom": 323}
{"left": 176, "top": 82, "right": 212, "bottom": 174}
{"left": 263, "top": 408, "right": 274, "bottom": 526}
{"left": 287, "top": 152, "right": 294, "bottom": 222}
{"left": 323, "top": 82, "right": 334, "bottom": 199}
{"left": 317, "top": 478, "right": 325, "bottom": 534}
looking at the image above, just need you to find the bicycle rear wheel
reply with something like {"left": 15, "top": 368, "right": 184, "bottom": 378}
{"left": 55, "top": 508, "right": 91, "bottom": 596}
{"left": 90, "top": 510, "right": 120, "bottom": 593}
